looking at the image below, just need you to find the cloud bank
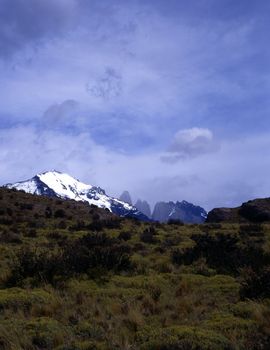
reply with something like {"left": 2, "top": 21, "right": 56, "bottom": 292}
{"left": 0, "top": 0, "right": 270, "bottom": 211}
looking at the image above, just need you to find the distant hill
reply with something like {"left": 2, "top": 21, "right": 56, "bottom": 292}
{"left": 207, "top": 197, "right": 270, "bottom": 223}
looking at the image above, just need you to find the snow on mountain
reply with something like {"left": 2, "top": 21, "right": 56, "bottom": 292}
{"left": 5, "top": 171, "right": 150, "bottom": 221}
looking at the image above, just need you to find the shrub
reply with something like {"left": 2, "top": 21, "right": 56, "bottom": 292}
{"left": 239, "top": 224, "right": 264, "bottom": 237}
{"left": 58, "top": 220, "right": 67, "bottom": 229}
{"left": 7, "top": 233, "right": 133, "bottom": 286}
{"left": 0, "top": 216, "right": 13, "bottom": 225}
{"left": 7, "top": 249, "right": 62, "bottom": 286}
{"left": 24, "top": 229, "right": 37, "bottom": 238}
{"left": 45, "top": 206, "right": 52, "bottom": 218}
{"left": 118, "top": 231, "right": 132, "bottom": 241}
{"left": 54, "top": 209, "right": 66, "bottom": 218}
{"left": 47, "top": 232, "right": 62, "bottom": 240}
{"left": 172, "top": 233, "right": 270, "bottom": 275}
{"left": 6, "top": 208, "right": 13, "bottom": 216}
{"left": 69, "top": 220, "right": 86, "bottom": 231}
{"left": 63, "top": 233, "right": 132, "bottom": 274}
{"left": 87, "top": 220, "right": 103, "bottom": 232}
{"left": 140, "top": 227, "right": 157, "bottom": 244}
{"left": 240, "top": 266, "right": 270, "bottom": 300}
{"left": 0, "top": 231, "right": 22, "bottom": 244}
{"left": 19, "top": 203, "right": 33, "bottom": 210}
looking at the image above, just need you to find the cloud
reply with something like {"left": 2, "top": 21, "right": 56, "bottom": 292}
{"left": 86, "top": 67, "right": 122, "bottom": 100}
{"left": 1, "top": 0, "right": 270, "bottom": 212}
{"left": 1, "top": 122, "right": 270, "bottom": 212}
{"left": 161, "top": 128, "right": 218, "bottom": 162}
{"left": 41, "top": 99, "right": 79, "bottom": 129}
{"left": 0, "top": 0, "right": 77, "bottom": 59}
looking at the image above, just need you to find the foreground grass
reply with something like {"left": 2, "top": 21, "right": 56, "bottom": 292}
{"left": 0, "top": 188, "right": 269, "bottom": 349}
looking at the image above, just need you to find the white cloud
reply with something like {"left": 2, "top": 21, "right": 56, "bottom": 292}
{"left": 0, "top": 125, "right": 270, "bottom": 212}
{"left": 161, "top": 127, "right": 218, "bottom": 162}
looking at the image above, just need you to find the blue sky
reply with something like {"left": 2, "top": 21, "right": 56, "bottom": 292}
{"left": 0, "top": 0, "right": 270, "bottom": 210}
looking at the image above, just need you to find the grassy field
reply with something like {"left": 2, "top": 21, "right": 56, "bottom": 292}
{"left": 0, "top": 188, "right": 269, "bottom": 349}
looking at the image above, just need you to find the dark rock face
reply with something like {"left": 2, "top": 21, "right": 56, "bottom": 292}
{"left": 207, "top": 198, "right": 270, "bottom": 223}
{"left": 239, "top": 198, "right": 270, "bottom": 222}
{"left": 135, "top": 199, "right": 151, "bottom": 218}
{"left": 206, "top": 207, "right": 239, "bottom": 223}
{"left": 119, "top": 191, "right": 132, "bottom": 205}
{"left": 152, "top": 201, "right": 207, "bottom": 224}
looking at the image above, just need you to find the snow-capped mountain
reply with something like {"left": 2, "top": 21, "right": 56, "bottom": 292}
{"left": 5, "top": 171, "right": 150, "bottom": 221}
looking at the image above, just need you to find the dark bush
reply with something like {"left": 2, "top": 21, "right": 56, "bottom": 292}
{"left": 24, "top": 229, "right": 37, "bottom": 238}
{"left": 87, "top": 220, "right": 103, "bottom": 232}
{"left": 172, "top": 233, "right": 270, "bottom": 275}
{"left": 69, "top": 220, "right": 86, "bottom": 231}
{"left": 19, "top": 203, "right": 33, "bottom": 210}
{"left": 239, "top": 224, "right": 264, "bottom": 237}
{"left": 6, "top": 208, "right": 13, "bottom": 216}
{"left": 0, "top": 216, "right": 13, "bottom": 225}
{"left": 240, "top": 266, "right": 270, "bottom": 300}
{"left": 92, "top": 213, "right": 100, "bottom": 221}
{"left": 7, "top": 233, "right": 132, "bottom": 286}
{"left": 54, "top": 209, "right": 66, "bottom": 218}
{"left": 58, "top": 220, "right": 67, "bottom": 229}
{"left": 45, "top": 206, "right": 52, "bottom": 218}
{"left": 140, "top": 228, "right": 157, "bottom": 244}
{"left": 118, "top": 231, "right": 132, "bottom": 241}
{"left": 61, "top": 233, "right": 132, "bottom": 275}
{"left": 47, "top": 232, "right": 62, "bottom": 240}
{"left": 0, "top": 231, "right": 22, "bottom": 244}
{"left": 7, "top": 249, "right": 62, "bottom": 286}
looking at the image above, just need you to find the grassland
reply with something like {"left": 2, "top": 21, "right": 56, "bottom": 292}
{"left": 0, "top": 188, "right": 269, "bottom": 349}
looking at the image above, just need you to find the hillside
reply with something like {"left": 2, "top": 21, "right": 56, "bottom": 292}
{"left": 0, "top": 187, "right": 270, "bottom": 349}
{"left": 207, "top": 197, "right": 270, "bottom": 223}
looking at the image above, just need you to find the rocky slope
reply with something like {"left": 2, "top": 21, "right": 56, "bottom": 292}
{"left": 119, "top": 191, "right": 132, "bottom": 205}
{"left": 206, "top": 197, "right": 270, "bottom": 223}
{"left": 152, "top": 200, "right": 207, "bottom": 223}
{"left": 135, "top": 199, "right": 151, "bottom": 218}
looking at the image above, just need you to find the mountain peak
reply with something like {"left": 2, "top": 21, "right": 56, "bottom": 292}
{"left": 5, "top": 171, "right": 150, "bottom": 221}
{"left": 119, "top": 191, "right": 132, "bottom": 205}
{"left": 152, "top": 200, "right": 207, "bottom": 223}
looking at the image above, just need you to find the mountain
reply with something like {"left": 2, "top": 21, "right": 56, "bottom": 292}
{"left": 206, "top": 197, "right": 270, "bottom": 223}
{"left": 135, "top": 199, "right": 151, "bottom": 218}
{"left": 119, "top": 191, "right": 132, "bottom": 205}
{"left": 5, "top": 171, "right": 150, "bottom": 221}
{"left": 152, "top": 200, "right": 207, "bottom": 223}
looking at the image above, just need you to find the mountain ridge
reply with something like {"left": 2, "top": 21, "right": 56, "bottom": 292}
{"left": 152, "top": 200, "right": 207, "bottom": 223}
{"left": 5, "top": 171, "right": 150, "bottom": 221}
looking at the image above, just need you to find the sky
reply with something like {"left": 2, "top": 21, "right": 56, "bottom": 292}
{"left": 0, "top": 0, "right": 270, "bottom": 211}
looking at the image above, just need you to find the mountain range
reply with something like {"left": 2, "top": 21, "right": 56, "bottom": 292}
{"left": 6, "top": 171, "right": 207, "bottom": 223}
{"left": 119, "top": 190, "right": 207, "bottom": 223}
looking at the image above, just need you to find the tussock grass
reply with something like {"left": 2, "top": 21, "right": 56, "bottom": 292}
{"left": 0, "top": 187, "right": 270, "bottom": 349}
